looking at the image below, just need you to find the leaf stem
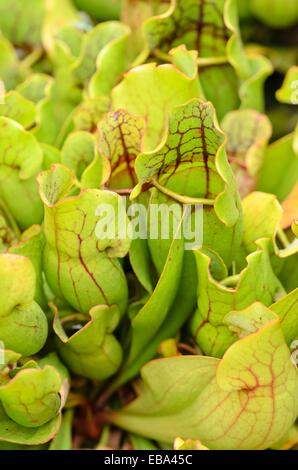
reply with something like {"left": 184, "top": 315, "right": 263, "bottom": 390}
{"left": 153, "top": 49, "right": 172, "bottom": 63}
{"left": 151, "top": 178, "right": 215, "bottom": 206}
{"left": 277, "top": 227, "right": 290, "bottom": 248}
{"left": 21, "top": 46, "right": 44, "bottom": 69}
{"left": 96, "top": 425, "right": 110, "bottom": 449}
{"left": 197, "top": 56, "right": 229, "bottom": 67}
{"left": 153, "top": 50, "right": 229, "bottom": 68}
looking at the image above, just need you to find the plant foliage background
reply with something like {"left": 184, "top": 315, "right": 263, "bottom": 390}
{"left": 0, "top": 0, "right": 297, "bottom": 451}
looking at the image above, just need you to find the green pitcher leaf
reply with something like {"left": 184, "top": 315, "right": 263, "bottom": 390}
{"left": 0, "top": 35, "right": 26, "bottom": 90}
{"left": 190, "top": 240, "right": 285, "bottom": 357}
{"left": 0, "top": 403, "right": 61, "bottom": 445}
{"left": 0, "top": 200, "right": 19, "bottom": 253}
{"left": 0, "top": 365, "right": 61, "bottom": 428}
{"left": 42, "top": 0, "right": 79, "bottom": 53}
{"left": 250, "top": 0, "right": 298, "bottom": 29}
{"left": 89, "top": 23, "right": 133, "bottom": 98}
{"left": 111, "top": 61, "right": 202, "bottom": 150}
{"left": 38, "top": 164, "right": 130, "bottom": 314}
{"left": 61, "top": 131, "right": 109, "bottom": 189}
{"left": 142, "top": 0, "right": 251, "bottom": 119}
{"left": 242, "top": 192, "right": 282, "bottom": 253}
{"left": 0, "top": 90, "right": 36, "bottom": 128}
{"left": 34, "top": 78, "right": 82, "bottom": 147}
{"left": 0, "top": 0, "right": 44, "bottom": 46}
{"left": 257, "top": 126, "right": 298, "bottom": 201}
{"left": 276, "top": 66, "right": 298, "bottom": 105}
{"left": 239, "top": 54, "right": 273, "bottom": 112}
{"left": 143, "top": 0, "right": 234, "bottom": 58}
{"left": 241, "top": 191, "right": 298, "bottom": 259}
{"left": 9, "top": 225, "right": 47, "bottom": 308}
{"left": 133, "top": 98, "right": 240, "bottom": 228}
{"left": 0, "top": 254, "right": 48, "bottom": 355}
{"left": 121, "top": 0, "right": 171, "bottom": 61}
{"left": 221, "top": 109, "right": 272, "bottom": 196}
{"left": 98, "top": 109, "right": 145, "bottom": 190}
{"left": 0, "top": 117, "right": 43, "bottom": 229}
{"left": 16, "top": 73, "right": 53, "bottom": 104}
{"left": 110, "top": 304, "right": 298, "bottom": 450}
{"left": 271, "top": 288, "right": 298, "bottom": 347}
{"left": 49, "top": 409, "right": 73, "bottom": 450}
{"left": 53, "top": 304, "right": 123, "bottom": 381}
{"left": 72, "top": 96, "right": 110, "bottom": 132}
{"left": 111, "top": 226, "right": 184, "bottom": 388}
{"left": 72, "top": 22, "right": 130, "bottom": 84}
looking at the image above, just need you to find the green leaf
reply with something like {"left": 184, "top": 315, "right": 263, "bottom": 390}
{"left": 271, "top": 288, "right": 298, "bottom": 347}
{"left": 49, "top": 409, "right": 73, "bottom": 450}
{"left": 111, "top": 61, "right": 202, "bottom": 151}
{"left": 276, "top": 66, "right": 298, "bottom": 105}
{"left": 89, "top": 23, "right": 133, "bottom": 98}
{"left": 0, "top": 254, "right": 48, "bottom": 356}
{"left": 0, "top": 0, "right": 44, "bottom": 46}
{"left": 38, "top": 164, "right": 130, "bottom": 314}
{"left": 72, "top": 96, "right": 110, "bottom": 132}
{"left": 0, "top": 403, "right": 61, "bottom": 445}
{"left": 144, "top": 0, "right": 231, "bottom": 57}
{"left": 121, "top": 0, "right": 170, "bottom": 61}
{"left": 128, "top": 193, "right": 155, "bottom": 293}
{"left": 61, "top": 131, "right": 109, "bottom": 189}
{"left": 34, "top": 78, "right": 82, "bottom": 147}
{"left": 133, "top": 99, "right": 241, "bottom": 229}
{"left": 0, "top": 35, "right": 26, "bottom": 90}
{"left": 73, "top": 0, "right": 122, "bottom": 21}
{"left": 130, "top": 433, "right": 159, "bottom": 451}
{"left": 190, "top": 240, "right": 285, "bottom": 357}
{"left": 221, "top": 109, "right": 272, "bottom": 196}
{"left": 199, "top": 65, "right": 240, "bottom": 121}
{"left": 0, "top": 200, "right": 19, "bottom": 253}
{"left": 98, "top": 109, "right": 145, "bottom": 189}
{"left": 257, "top": 126, "right": 298, "bottom": 201}
{"left": 110, "top": 304, "right": 298, "bottom": 450}
{"left": 53, "top": 304, "right": 123, "bottom": 380}
{"left": 112, "top": 226, "right": 184, "bottom": 388}
{"left": 41, "top": 143, "right": 61, "bottom": 170}
{"left": 241, "top": 191, "right": 298, "bottom": 260}
{"left": 72, "top": 22, "right": 130, "bottom": 84}
{"left": 250, "top": 0, "right": 298, "bottom": 29}
{"left": 242, "top": 192, "right": 282, "bottom": 254}
{"left": 16, "top": 73, "right": 53, "bottom": 104}
{"left": 239, "top": 54, "right": 273, "bottom": 112}
{"left": 0, "top": 90, "right": 36, "bottom": 128}
{"left": 42, "top": 0, "right": 79, "bottom": 53}
{"left": 0, "top": 117, "right": 43, "bottom": 229}
{"left": 0, "top": 365, "right": 61, "bottom": 428}
{"left": 142, "top": 0, "right": 253, "bottom": 119}
{"left": 9, "top": 225, "right": 47, "bottom": 308}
